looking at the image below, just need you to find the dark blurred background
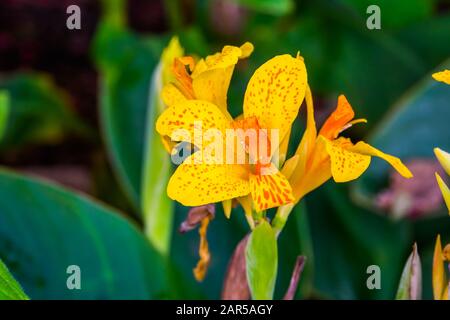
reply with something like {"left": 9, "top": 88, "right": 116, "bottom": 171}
{"left": 0, "top": 0, "right": 450, "bottom": 300}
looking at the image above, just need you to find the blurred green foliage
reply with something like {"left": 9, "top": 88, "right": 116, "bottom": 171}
{"left": 0, "top": 0, "right": 449, "bottom": 300}
{"left": 0, "top": 74, "right": 89, "bottom": 150}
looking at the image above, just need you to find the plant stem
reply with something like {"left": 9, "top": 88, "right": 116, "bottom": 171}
{"left": 272, "top": 203, "right": 294, "bottom": 237}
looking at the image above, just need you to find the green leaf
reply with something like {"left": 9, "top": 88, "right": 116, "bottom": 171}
{"left": 306, "top": 185, "right": 412, "bottom": 299}
{"left": 233, "top": 0, "right": 294, "bottom": 16}
{"left": 353, "top": 60, "right": 450, "bottom": 211}
{"left": 0, "top": 91, "right": 9, "bottom": 141}
{"left": 141, "top": 65, "right": 174, "bottom": 256}
{"left": 0, "top": 74, "right": 88, "bottom": 150}
{"left": 0, "top": 168, "right": 173, "bottom": 299}
{"left": 396, "top": 243, "right": 422, "bottom": 300}
{"left": 93, "top": 22, "right": 163, "bottom": 208}
{"left": 246, "top": 220, "right": 278, "bottom": 300}
{"left": 0, "top": 258, "right": 29, "bottom": 300}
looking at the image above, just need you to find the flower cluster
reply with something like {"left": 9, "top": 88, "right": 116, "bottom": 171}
{"left": 154, "top": 39, "right": 414, "bottom": 281}
{"left": 156, "top": 40, "right": 412, "bottom": 217}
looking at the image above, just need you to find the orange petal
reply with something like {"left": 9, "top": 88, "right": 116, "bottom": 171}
{"left": 172, "top": 56, "right": 195, "bottom": 98}
{"left": 161, "top": 37, "right": 184, "bottom": 85}
{"left": 193, "top": 215, "right": 212, "bottom": 281}
{"left": 319, "top": 95, "right": 355, "bottom": 140}
{"left": 290, "top": 135, "right": 331, "bottom": 202}
{"left": 249, "top": 165, "right": 294, "bottom": 211}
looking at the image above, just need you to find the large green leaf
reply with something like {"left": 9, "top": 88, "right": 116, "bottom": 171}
{"left": 306, "top": 185, "right": 412, "bottom": 299}
{"left": 353, "top": 61, "right": 450, "bottom": 209}
{"left": 0, "top": 74, "right": 88, "bottom": 151}
{"left": 0, "top": 168, "right": 173, "bottom": 299}
{"left": 246, "top": 220, "right": 278, "bottom": 300}
{"left": 0, "top": 258, "right": 29, "bottom": 300}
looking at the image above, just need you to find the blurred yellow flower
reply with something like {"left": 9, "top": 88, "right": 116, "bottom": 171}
{"left": 432, "top": 70, "right": 450, "bottom": 85}
{"left": 160, "top": 37, "right": 184, "bottom": 87}
{"left": 157, "top": 54, "right": 307, "bottom": 213}
{"left": 434, "top": 148, "right": 450, "bottom": 214}
{"left": 433, "top": 235, "right": 449, "bottom": 300}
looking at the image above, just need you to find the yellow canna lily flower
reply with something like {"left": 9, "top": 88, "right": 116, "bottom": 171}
{"left": 284, "top": 94, "right": 413, "bottom": 203}
{"left": 432, "top": 70, "right": 450, "bottom": 85}
{"left": 156, "top": 54, "right": 307, "bottom": 213}
{"left": 159, "top": 42, "right": 253, "bottom": 217}
{"left": 434, "top": 148, "right": 450, "bottom": 214}
{"left": 433, "top": 235, "right": 449, "bottom": 300}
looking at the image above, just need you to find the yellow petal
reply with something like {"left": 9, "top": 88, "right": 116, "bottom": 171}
{"left": 325, "top": 137, "right": 371, "bottom": 183}
{"left": 192, "top": 65, "right": 235, "bottom": 112}
{"left": 191, "top": 43, "right": 253, "bottom": 112}
{"left": 167, "top": 153, "right": 250, "bottom": 206}
{"left": 294, "top": 84, "right": 317, "bottom": 177}
{"left": 442, "top": 283, "right": 449, "bottom": 300}
{"left": 434, "top": 148, "right": 450, "bottom": 176}
{"left": 243, "top": 54, "right": 307, "bottom": 141}
{"left": 276, "top": 127, "right": 291, "bottom": 166}
{"left": 432, "top": 70, "right": 450, "bottom": 85}
{"left": 161, "top": 83, "right": 187, "bottom": 108}
{"left": 239, "top": 42, "right": 254, "bottom": 58}
{"left": 193, "top": 215, "right": 212, "bottom": 281}
{"left": 161, "top": 36, "right": 184, "bottom": 85}
{"left": 319, "top": 95, "right": 355, "bottom": 140}
{"left": 350, "top": 141, "right": 413, "bottom": 179}
{"left": 249, "top": 165, "right": 294, "bottom": 212}
{"left": 281, "top": 155, "right": 299, "bottom": 180}
{"left": 222, "top": 199, "right": 232, "bottom": 219}
{"left": 433, "top": 235, "right": 447, "bottom": 300}
{"left": 156, "top": 100, "right": 232, "bottom": 148}
{"left": 436, "top": 173, "right": 450, "bottom": 214}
